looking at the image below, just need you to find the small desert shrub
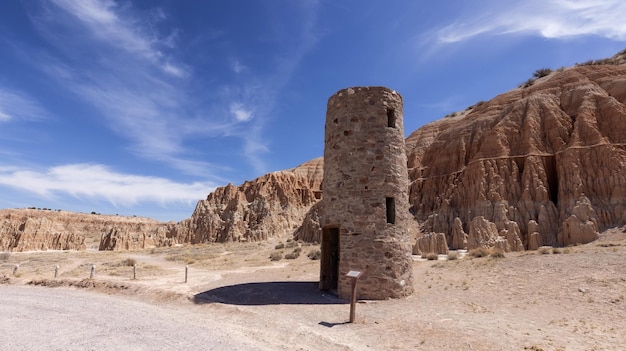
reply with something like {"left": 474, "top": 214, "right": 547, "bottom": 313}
{"left": 447, "top": 251, "right": 458, "bottom": 260}
{"left": 422, "top": 252, "right": 438, "bottom": 260}
{"left": 0, "top": 252, "right": 10, "bottom": 261}
{"left": 293, "top": 247, "right": 302, "bottom": 254}
{"left": 552, "top": 247, "right": 564, "bottom": 254}
{"left": 307, "top": 249, "right": 321, "bottom": 260}
{"left": 538, "top": 246, "right": 552, "bottom": 255}
{"left": 274, "top": 242, "right": 285, "bottom": 250}
{"left": 269, "top": 252, "right": 283, "bottom": 261}
{"left": 490, "top": 250, "right": 505, "bottom": 259}
{"left": 468, "top": 247, "right": 490, "bottom": 258}
{"left": 597, "top": 242, "right": 622, "bottom": 247}
{"left": 532, "top": 68, "right": 552, "bottom": 79}
{"left": 284, "top": 251, "right": 300, "bottom": 260}
{"left": 285, "top": 241, "right": 299, "bottom": 249}
{"left": 120, "top": 258, "right": 136, "bottom": 266}
{"left": 520, "top": 78, "right": 535, "bottom": 88}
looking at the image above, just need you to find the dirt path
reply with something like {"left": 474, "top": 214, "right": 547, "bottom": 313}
{"left": 1, "top": 233, "right": 625, "bottom": 350}
{"left": 0, "top": 285, "right": 263, "bottom": 351}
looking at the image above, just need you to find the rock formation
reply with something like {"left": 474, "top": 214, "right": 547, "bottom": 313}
{"left": 168, "top": 158, "right": 323, "bottom": 244}
{"left": 293, "top": 57, "right": 626, "bottom": 252}
{"left": 413, "top": 232, "right": 449, "bottom": 255}
{"left": 408, "top": 56, "right": 626, "bottom": 250}
{"left": 4, "top": 53, "right": 626, "bottom": 252}
{"left": 0, "top": 209, "right": 167, "bottom": 252}
{"left": 98, "top": 224, "right": 174, "bottom": 251}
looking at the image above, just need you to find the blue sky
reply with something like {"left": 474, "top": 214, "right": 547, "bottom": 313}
{"left": 1, "top": 0, "right": 625, "bottom": 221}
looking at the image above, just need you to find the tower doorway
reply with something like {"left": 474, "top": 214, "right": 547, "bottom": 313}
{"left": 320, "top": 227, "right": 339, "bottom": 291}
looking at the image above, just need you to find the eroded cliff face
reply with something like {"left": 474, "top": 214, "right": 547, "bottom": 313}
{"left": 409, "top": 63, "right": 626, "bottom": 249}
{"left": 169, "top": 158, "right": 323, "bottom": 243}
{"left": 5, "top": 60, "right": 626, "bottom": 252}
{"left": 0, "top": 209, "right": 168, "bottom": 252}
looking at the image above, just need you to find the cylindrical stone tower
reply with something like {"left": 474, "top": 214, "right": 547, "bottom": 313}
{"left": 320, "top": 86, "right": 414, "bottom": 300}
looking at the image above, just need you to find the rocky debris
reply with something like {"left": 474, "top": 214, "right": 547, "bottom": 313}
{"left": 28, "top": 278, "right": 132, "bottom": 291}
{"left": 0, "top": 209, "right": 166, "bottom": 252}
{"left": 169, "top": 158, "right": 323, "bottom": 244}
{"left": 413, "top": 232, "right": 449, "bottom": 255}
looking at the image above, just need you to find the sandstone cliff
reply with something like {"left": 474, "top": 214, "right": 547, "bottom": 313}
{"left": 168, "top": 158, "right": 323, "bottom": 243}
{"left": 408, "top": 58, "right": 626, "bottom": 250}
{"left": 294, "top": 54, "right": 626, "bottom": 251}
{"left": 0, "top": 209, "right": 167, "bottom": 252}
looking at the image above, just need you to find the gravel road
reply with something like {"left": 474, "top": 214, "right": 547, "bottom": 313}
{"left": 0, "top": 285, "right": 261, "bottom": 351}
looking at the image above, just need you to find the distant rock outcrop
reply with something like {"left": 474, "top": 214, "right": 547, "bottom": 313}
{"left": 0, "top": 209, "right": 167, "bottom": 252}
{"left": 168, "top": 158, "right": 323, "bottom": 243}
{"left": 413, "top": 232, "right": 449, "bottom": 255}
{"left": 98, "top": 224, "right": 174, "bottom": 251}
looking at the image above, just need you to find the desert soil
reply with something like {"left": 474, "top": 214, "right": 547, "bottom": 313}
{"left": 1, "top": 229, "right": 625, "bottom": 351}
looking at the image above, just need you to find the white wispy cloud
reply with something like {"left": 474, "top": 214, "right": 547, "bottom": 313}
{"left": 0, "top": 87, "right": 46, "bottom": 122}
{"left": 50, "top": 0, "right": 185, "bottom": 77}
{"left": 27, "top": 0, "right": 320, "bottom": 178}
{"left": 0, "top": 163, "right": 215, "bottom": 206}
{"left": 433, "top": 0, "right": 626, "bottom": 43}
{"left": 231, "top": 60, "right": 247, "bottom": 74}
{"left": 229, "top": 102, "right": 254, "bottom": 122}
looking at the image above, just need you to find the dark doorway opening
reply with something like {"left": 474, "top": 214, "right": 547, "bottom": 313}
{"left": 320, "top": 227, "right": 339, "bottom": 291}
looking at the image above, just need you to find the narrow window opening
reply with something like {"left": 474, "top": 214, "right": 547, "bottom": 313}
{"left": 386, "top": 197, "right": 396, "bottom": 224}
{"left": 387, "top": 108, "right": 396, "bottom": 128}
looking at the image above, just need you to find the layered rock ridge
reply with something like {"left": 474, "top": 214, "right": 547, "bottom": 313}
{"left": 0, "top": 209, "right": 166, "bottom": 252}
{"left": 408, "top": 63, "right": 626, "bottom": 250}
{"left": 169, "top": 158, "right": 323, "bottom": 243}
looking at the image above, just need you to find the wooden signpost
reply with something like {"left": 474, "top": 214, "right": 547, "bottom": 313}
{"left": 346, "top": 270, "right": 363, "bottom": 323}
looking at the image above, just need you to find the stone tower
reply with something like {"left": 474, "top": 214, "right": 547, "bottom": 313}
{"left": 320, "top": 86, "right": 414, "bottom": 300}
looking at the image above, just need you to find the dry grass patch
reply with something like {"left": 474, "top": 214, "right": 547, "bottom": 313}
{"left": 597, "top": 242, "right": 622, "bottom": 247}
{"left": 269, "top": 252, "right": 283, "bottom": 261}
{"left": 538, "top": 246, "right": 552, "bottom": 254}
{"left": 307, "top": 249, "right": 321, "bottom": 260}
{"left": 422, "top": 252, "right": 439, "bottom": 260}
{"left": 490, "top": 250, "right": 505, "bottom": 259}
{"left": 447, "top": 251, "right": 459, "bottom": 260}
{"left": 284, "top": 251, "right": 300, "bottom": 260}
{"left": 468, "top": 247, "right": 491, "bottom": 258}
{"left": 120, "top": 258, "right": 137, "bottom": 266}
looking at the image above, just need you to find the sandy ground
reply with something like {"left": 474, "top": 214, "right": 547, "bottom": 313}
{"left": 1, "top": 230, "right": 626, "bottom": 351}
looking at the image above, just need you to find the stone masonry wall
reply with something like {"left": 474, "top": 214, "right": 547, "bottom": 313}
{"left": 321, "top": 86, "right": 414, "bottom": 299}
